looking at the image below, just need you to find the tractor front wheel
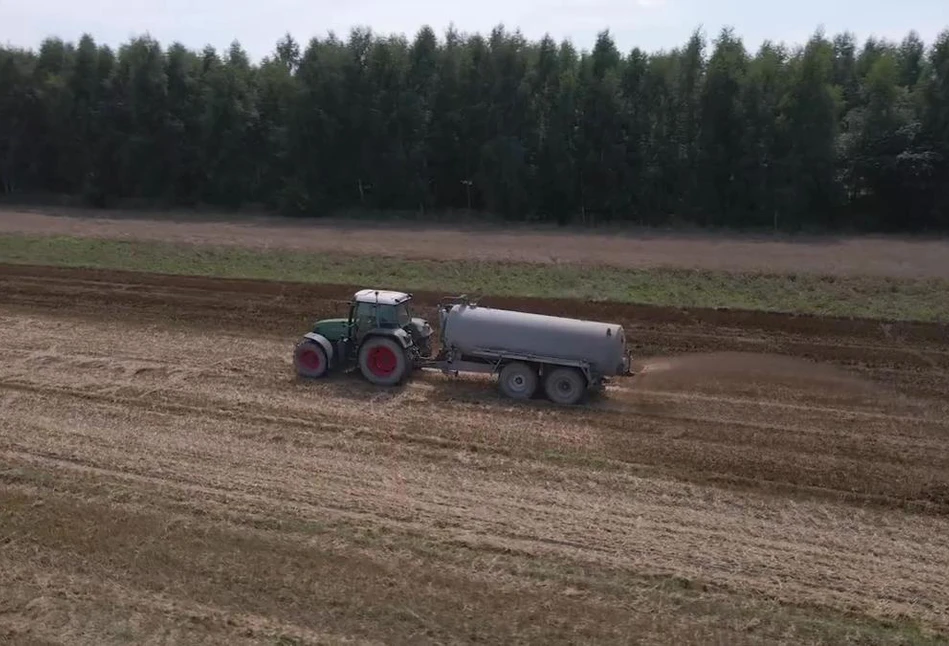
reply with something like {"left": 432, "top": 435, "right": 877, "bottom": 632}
{"left": 294, "top": 341, "right": 328, "bottom": 379}
{"left": 358, "top": 337, "right": 409, "bottom": 386}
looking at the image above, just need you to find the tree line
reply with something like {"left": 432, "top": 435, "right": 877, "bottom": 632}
{"left": 1, "top": 25, "right": 948, "bottom": 231}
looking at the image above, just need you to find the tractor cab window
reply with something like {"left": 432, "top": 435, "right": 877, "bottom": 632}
{"left": 395, "top": 303, "right": 411, "bottom": 327}
{"left": 352, "top": 301, "right": 406, "bottom": 332}
{"left": 353, "top": 302, "right": 377, "bottom": 334}
{"left": 376, "top": 304, "right": 400, "bottom": 329}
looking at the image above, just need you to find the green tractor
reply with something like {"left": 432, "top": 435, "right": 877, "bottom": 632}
{"left": 293, "top": 289, "right": 434, "bottom": 386}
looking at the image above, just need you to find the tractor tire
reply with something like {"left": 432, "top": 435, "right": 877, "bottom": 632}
{"left": 294, "top": 340, "right": 328, "bottom": 379}
{"left": 543, "top": 366, "right": 586, "bottom": 406}
{"left": 358, "top": 336, "right": 409, "bottom": 386}
{"left": 498, "top": 362, "right": 538, "bottom": 400}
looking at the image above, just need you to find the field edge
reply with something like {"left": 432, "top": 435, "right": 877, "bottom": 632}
{"left": 2, "top": 261, "right": 947, "bottom": 341}
{"left": 1, "top": 231, "right": 948, "bottom": 323}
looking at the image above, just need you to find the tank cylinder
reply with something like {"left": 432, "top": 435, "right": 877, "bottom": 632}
{"left": 442, "top": 305, "right": 627, "bottom": 377}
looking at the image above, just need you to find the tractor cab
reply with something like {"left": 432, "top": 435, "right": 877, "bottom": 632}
{"left": 348, "top": 289, "right": 433, "bottom": 358}
{"left": 349, "top": 289, "right": 414, "bottom": 339}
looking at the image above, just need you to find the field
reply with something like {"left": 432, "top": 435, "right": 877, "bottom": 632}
{"left": 2, "top": 209, "right": 949, "bottom": 644}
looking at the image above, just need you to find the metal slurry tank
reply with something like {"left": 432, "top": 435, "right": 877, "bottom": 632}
{"left": 440, "top": 303, "right": 629, "bottom": 377}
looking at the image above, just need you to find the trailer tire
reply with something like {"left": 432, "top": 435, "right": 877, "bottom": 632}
{"left": 543, "top": 366, "right": 586, "bottom": 406}
{"left": 359, "top": 336, "right": 409, "bottom": 386}
{"left": 498, "top": 362, "right": 538, "bottom": 400}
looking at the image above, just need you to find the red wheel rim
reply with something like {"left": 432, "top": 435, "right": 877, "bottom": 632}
{"left": 299, "top": 347, "right": 322, "bottom": 371}
{"left": 367, "top": 345, "right": 397, "bottom": 377}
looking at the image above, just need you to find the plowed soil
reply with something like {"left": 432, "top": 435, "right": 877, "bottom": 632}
{"left": 2, "top": 264, "right": 949, "bottom": 644}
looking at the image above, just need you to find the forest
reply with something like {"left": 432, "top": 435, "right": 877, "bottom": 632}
{"left": 0, "top": 25, "right": 947, "bottom": 232}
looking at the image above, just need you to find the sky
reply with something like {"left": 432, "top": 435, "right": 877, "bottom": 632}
{"left": 1, "top": 0, "right": 947, "bottom": 61}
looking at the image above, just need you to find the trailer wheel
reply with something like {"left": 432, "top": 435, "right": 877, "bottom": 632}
{"left": 359, "top": 336, "right": 409, "bottom": 386}
{"left": 543, "top": 367, "right": 586, "bottom": 405}
{"left": 498, "top": 362, "right": 538, "bottom": 400}
{"left": 294, "top": 341, "right": 328, "bottom": 379}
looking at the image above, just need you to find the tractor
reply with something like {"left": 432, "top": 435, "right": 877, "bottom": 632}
{"left": 293, "top": 289, "right": 434, "bottom": 386}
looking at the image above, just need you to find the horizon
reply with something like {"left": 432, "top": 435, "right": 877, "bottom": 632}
{"left": 2, "top": 0, "right": 947, "bottom": 62}
{"left": 3, "top": 23, "right": 947, "bottom": 62}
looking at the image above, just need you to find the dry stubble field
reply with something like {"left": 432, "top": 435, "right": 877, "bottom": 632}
{"left": 1, "top": 211, "right": 949, "bottom": 645}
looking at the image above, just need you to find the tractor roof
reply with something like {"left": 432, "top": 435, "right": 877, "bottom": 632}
{"left": 353, "top": 289, "right": 412, "bottom": 306}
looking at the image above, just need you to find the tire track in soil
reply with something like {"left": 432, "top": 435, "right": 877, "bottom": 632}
{"left": 2, "top": 304, "right": 949, "bottom": 516}
{"left": 1, "top": 557, "right": 371, "bottom": 646}
{"left": 3, "top": 373, "right": 947, "bottom": 517}
{"left": 4, "top": 400, "right": 949, "bottom": 636}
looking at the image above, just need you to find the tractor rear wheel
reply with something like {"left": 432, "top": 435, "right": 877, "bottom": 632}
{"left": 358, "top": 337, "right": 409, "bottom": 386}
{"left": 498, "top": 362, "right": 538, "bottom": 400}
{"left": 294, "top": 341, "right": 328, "bottom": 378}
{"left": 543, "top": 366, "right": 586, "bottom": 405}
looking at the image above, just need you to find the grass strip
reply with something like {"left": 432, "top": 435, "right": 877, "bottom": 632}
{"left": 1, "top": 233, "right": 946, "bottom": 322}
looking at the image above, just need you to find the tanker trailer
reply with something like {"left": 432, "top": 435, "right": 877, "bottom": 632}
{"left": 427, "top": 296, "right": 632, "bottom": 405}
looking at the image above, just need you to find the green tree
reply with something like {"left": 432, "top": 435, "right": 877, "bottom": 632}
{"left": 898, "top": 31, "right": 926, "bottom": 89}
{"left": 112, "top": 36, "right": 168, "bottom": 199}
{"left": 198, "top": 42, "right": 258, "bottom": 206}
{"left": 163, "top": 43, "right": 204, "bottom": 204}
{"left": 922, "top": 30, "right": 949, "bottom": 225}
{"left": 575, "top": 30, "right": 627, "bottom": 223}
{"left": 3, "top": 25, "right": 949, "bottom": 231}
{"left": 741, "top": 42, "right": 788, "bottom": 228}
{"left": 778, "top": 31, "right": 842, "bottom": 228}
{"left": 533, "top": 39, "right": 581, "bottom": 224}
{"left": 676, "top": 30, "right": 706, "bottom": 216}
{"left": 698, "top": 28, "right": 749, "bottom": 226}
{"left": 0, "top": 47, "right": 39, "bottom": 193}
